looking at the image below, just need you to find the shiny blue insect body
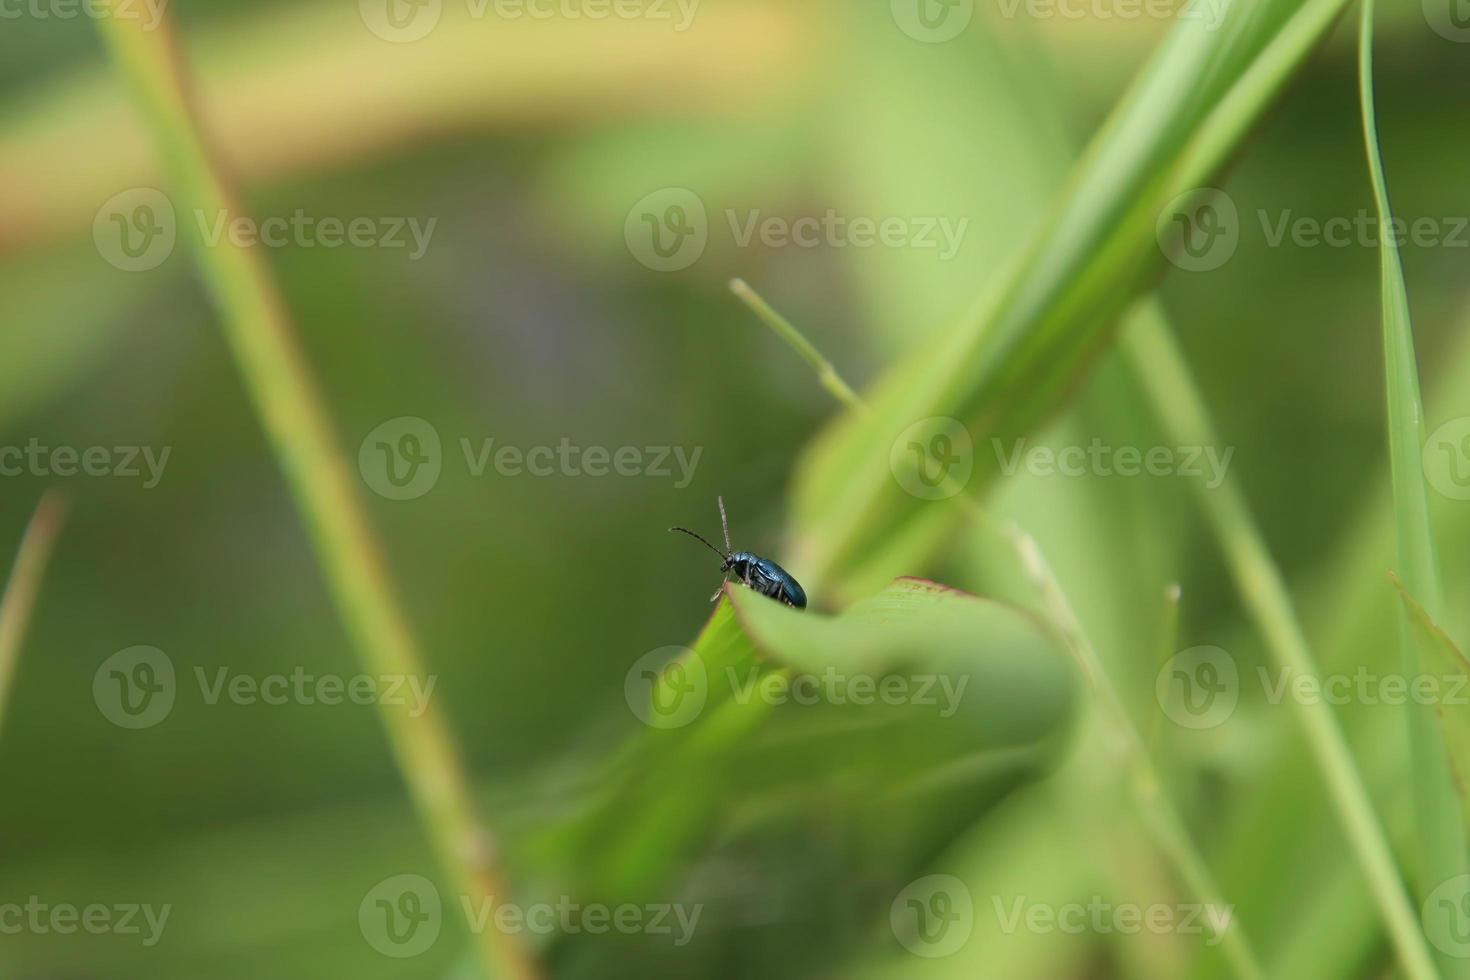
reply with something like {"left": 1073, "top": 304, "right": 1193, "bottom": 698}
{"left": 670, "top": 497, "right": 807, "bottom": 610}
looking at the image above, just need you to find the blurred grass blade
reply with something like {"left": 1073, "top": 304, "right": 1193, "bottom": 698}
{"left": 730, "top": 278, "right": 867, "bottom": 414}
{"left": 548, "top": 598, "right": 767, "bottom": 894}
{"left": 1122, "top": 307, "right": 1439, "bottom": 980}
{"left": 0, "top": 493, "right": 66, "bottom": 736}
{"left": 0, "top": 2, "right": 808, "bottom": 256}
{"left": 556, "top": 579, "right": 1076, "bottom": 901}
{"left": 1394, "top": 579, "right": 1470, "bottom": 823}
{"left": 1359, "top": 0, "right": 1468, "bottom": 949}
{"left": 1010, "top": 529, "right": 1263, "bottom": 980}
{"left": 92, "top": 9, "right": 540, "bottom": 979}
{"left": 1146, "top": 584, "right": 1183, "bottom": 755}
{"left": 761, "top": 9, "right": 1436, "bottom": 973}
{"left": 792, "top": 0, "right": 1357, "bottom": 597}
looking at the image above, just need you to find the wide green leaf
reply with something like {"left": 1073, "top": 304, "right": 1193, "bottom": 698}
{"left": 549, "top": 579, "right": 1076, "bottom": 914}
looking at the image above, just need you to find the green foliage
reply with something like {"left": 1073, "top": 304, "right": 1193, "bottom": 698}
{"left": 0, "top": 0, "right": 1466, "bottom": 977}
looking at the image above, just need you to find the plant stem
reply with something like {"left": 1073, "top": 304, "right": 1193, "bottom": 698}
{"left": 0, "top": 493, "right": 66, "bottom": 737}
{"left": 93, "top": 10, "right": 540, "bottom": 979}
{"left": 729, "top": 279, "right": 868, "bottom": 414}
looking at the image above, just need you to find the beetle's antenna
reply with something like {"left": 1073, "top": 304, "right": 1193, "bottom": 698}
{"left": 717, "top": 496, "right": 732, "bottom": 552}
{"left": 669, "top": 526, "right": 729, "bottom": 559}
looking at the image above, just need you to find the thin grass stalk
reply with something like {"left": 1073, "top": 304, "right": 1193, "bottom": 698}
{"left": 1359, "top": 2, "right": 1467, "bottom": 973}
{"left": 1010, "top": 528, "right": 1265, "bottom": 980}
{"left": 1121, "top": 307, "right": 1438, "bottom": 980}
{"left": 93, "top": 10, "right": 540, "bottom": 979}
{"left": 0, "top": 493, "right": 66, "bottom": 736}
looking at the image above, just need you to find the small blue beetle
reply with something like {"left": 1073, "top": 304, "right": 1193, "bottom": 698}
{"left": 670, "top": 496, "right": 807, "bottom": 609}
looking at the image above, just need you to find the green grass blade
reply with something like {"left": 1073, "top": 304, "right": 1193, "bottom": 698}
{"left": 1394, "top": 579, "right": 1470, "bottom": 823}
{"left": 1010, "top": 529, "right": 1265, "bottom": 980}
{"left": 1122, "top": 307, "right": 1439, "bottom": 980}
{"left": 1146, "top": 584, "right": 1183, "bottom": 757}
{"left": 1360, "top": 0, "right": 1445, "bottom": 658}
{"left": 1360, "top": 2, "right": 1469, "bottom": 973}
{"left": 92, "top": 10, "right": 540, "bottom": 979}
{"left": 791, "top": 0, "right": 1357, "bottom": 595}
{"left": 555, "top": 579, "right": 1077, "bottom": 902}
{"left": 733, "top": 281, "right": 1265, "bottom": 978}
{"left": 0, "top": 493, "right": 66, "bottom": 737}
{"left": 730, "top": 278, "right": 867, "bottom": 415}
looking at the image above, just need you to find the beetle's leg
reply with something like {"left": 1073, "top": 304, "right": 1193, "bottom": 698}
{"left": 709, "top": 574, "right": 729, "bottom": 603}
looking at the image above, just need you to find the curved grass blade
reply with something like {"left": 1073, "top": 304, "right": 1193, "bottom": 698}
{"left": 750, "top": 7, "right": 1436, "bottom": 970}
{"left": 556, "top": 579, "right": 1077, "bottom": 904}
{"left": 732, "top": 278, "right": 1266, "bottom": 976}
{"left": 0, "top": 492, "right": 66, "bottom": 737}
{"left": 791, "top": 0, "right": 1359, "bottom": 597}
{"left": 1010, "top": 528, "right": 1264, "bottom": 980}
{"left": 1360, "top": 2, "right": 1469, "bottom": 974}
{"left": 1123, "top": 307, "right": 1439, "bottom": 980}
{"left": 92, "top": 9, "right": 540, "bottom": 979}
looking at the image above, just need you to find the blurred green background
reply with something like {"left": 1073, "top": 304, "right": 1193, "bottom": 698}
{"left": 1, "top": 0, "right": 1467, "bottom": 977}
